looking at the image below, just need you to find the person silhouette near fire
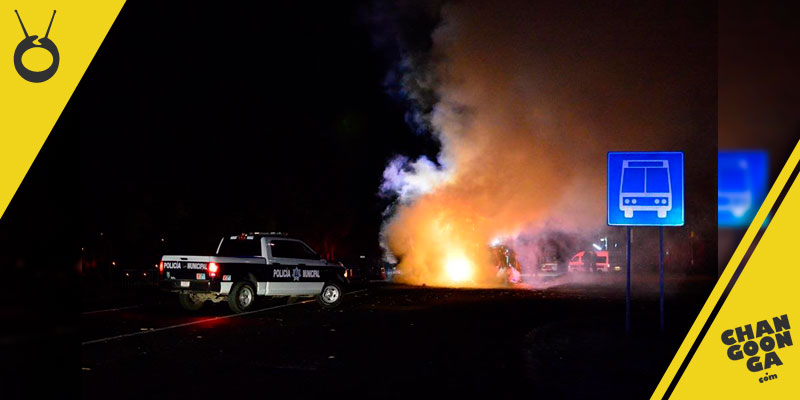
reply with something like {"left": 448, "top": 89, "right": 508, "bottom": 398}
{"left": 584, "top": 249, "right": 596, "bottom": 273}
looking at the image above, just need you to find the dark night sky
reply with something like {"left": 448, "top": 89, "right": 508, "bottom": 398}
{"left": 0, "top": 0, "right": 716, "bottom": 272}
{"left": 76, "top": 2, "right": 422, "bottom": 262}
{"left": 0, "top": 1, "right": 442, "bottom": 268}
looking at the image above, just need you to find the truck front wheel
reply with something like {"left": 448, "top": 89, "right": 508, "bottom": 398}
{"left": 228, "top": 282, "right": 256, "bottom": 313}
{"left": 316, "top": 281, "right": 343, "bottom": 308}
{"left": 179, "top": 293, "right": 204, "bottom": 311}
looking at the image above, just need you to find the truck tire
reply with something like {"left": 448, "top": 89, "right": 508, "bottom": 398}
{"left": 179, "top": 293, "right": 204, "bottom": 311}
{"left": 228, "top": 282, "right": 256, "bottom": 313}
{"left": 316, "top": 281, "right": 343, "bottom": 308}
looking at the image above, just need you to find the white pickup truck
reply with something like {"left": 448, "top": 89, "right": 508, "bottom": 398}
{"left": 159, "top": 233, "right": 346, "bottom": 313}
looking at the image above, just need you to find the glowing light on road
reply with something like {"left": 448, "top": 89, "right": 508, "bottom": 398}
{"left": 444, "top": 252, "right": 473, "bottom": 283}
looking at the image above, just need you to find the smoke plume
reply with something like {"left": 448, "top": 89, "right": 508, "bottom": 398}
{"left": 377, "top": 0, "right": 715, "bottom": 286}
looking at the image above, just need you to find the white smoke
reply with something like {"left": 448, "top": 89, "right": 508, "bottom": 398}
{"left": 374, "top": 0, "right": 713, "bottom": 283}
{"left": 380, "top": 156, "right": 451, "bottom": 204}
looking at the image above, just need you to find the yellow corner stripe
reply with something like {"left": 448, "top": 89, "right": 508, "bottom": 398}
{"left": 0, "top": 1, "right": 126, "bottom": 219}
{"left": 652, "top": 139, "right": 800, "bottom": 399}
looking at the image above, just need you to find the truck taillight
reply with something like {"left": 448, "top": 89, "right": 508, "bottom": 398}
{"left": 208, "top": 262, "right": 219, "bottom": 277}
{"left": 159, "top": 260, "right": 164, "bottom": 273}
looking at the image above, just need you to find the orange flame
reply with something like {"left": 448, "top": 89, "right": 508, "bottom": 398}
{"left": 385, "top": 192, "right": 509, "bottom": 287}
{"left": 381, "top": 0, "right": 691, "bottom": 286}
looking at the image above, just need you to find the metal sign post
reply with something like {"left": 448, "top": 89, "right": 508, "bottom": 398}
{"left": 608, "top": 152, "right": 684, "bottom": 333}
{"left": 626, "top": 226, "right": 631, "bottom": 333}
{"left": 659, "top": 226, "right": 664, "bottom": 332}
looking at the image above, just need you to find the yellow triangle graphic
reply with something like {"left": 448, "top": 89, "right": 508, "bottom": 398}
{"left": 653, "top": 139, "right": 800, "bottom": 398}
{"left": 0, "top": 1, "right": 126, "bottom": 219}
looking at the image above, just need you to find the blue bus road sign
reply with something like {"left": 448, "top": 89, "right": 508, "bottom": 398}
{"left": 607, "top": 152, "right": 684, "bottom": 226}
{"left": 718, "top": 150, "right": 768, "bottom": 227}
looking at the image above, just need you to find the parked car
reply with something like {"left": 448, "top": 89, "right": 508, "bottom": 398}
{"left": 567, "top": 250, "right": 614, "bottom": 273}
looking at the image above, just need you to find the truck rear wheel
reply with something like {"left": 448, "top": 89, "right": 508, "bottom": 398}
{"left": 228, "top": 282, "right": 256, "bottom": 313}
{"left": 179, "top": 293, "right": 204, "bottom": 311}
{"left": 316, "top": 281, "right": 343, "bottom": 308}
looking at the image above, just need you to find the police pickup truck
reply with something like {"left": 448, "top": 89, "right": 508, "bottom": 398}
{"left": 160, "top": 233, "right": 346, "bottom": 313}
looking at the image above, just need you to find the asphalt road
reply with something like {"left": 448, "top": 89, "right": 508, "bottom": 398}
{"left": 81, "top": 275, "right": 714, "bottom": 399}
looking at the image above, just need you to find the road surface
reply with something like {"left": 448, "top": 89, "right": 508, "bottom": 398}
{"left": 81, "top": 276, "right": 714, "bottom": 399}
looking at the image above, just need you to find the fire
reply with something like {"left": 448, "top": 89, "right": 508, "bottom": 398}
{"left": 379, "top": 0, "right": 655, "bottom": 288}
{"left": 373, "top": 0, "right": 705, "bottom": 289}
{"left": 384, "top": 195, "right": 505, "bottom": 287}
{"left": 443, "top": 251, "right": 474, "bottom": 283}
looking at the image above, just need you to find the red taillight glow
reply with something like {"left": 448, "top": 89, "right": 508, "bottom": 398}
{"left": 208, "top": 262, "right": 219, "bottom": 277}
{"left": 159, "top": 260, "right": 164, "bottom": 273}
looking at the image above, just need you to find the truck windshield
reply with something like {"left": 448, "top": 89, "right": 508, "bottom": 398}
{"left": 217, "top": 238, "right": 262, "bottom": 257}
